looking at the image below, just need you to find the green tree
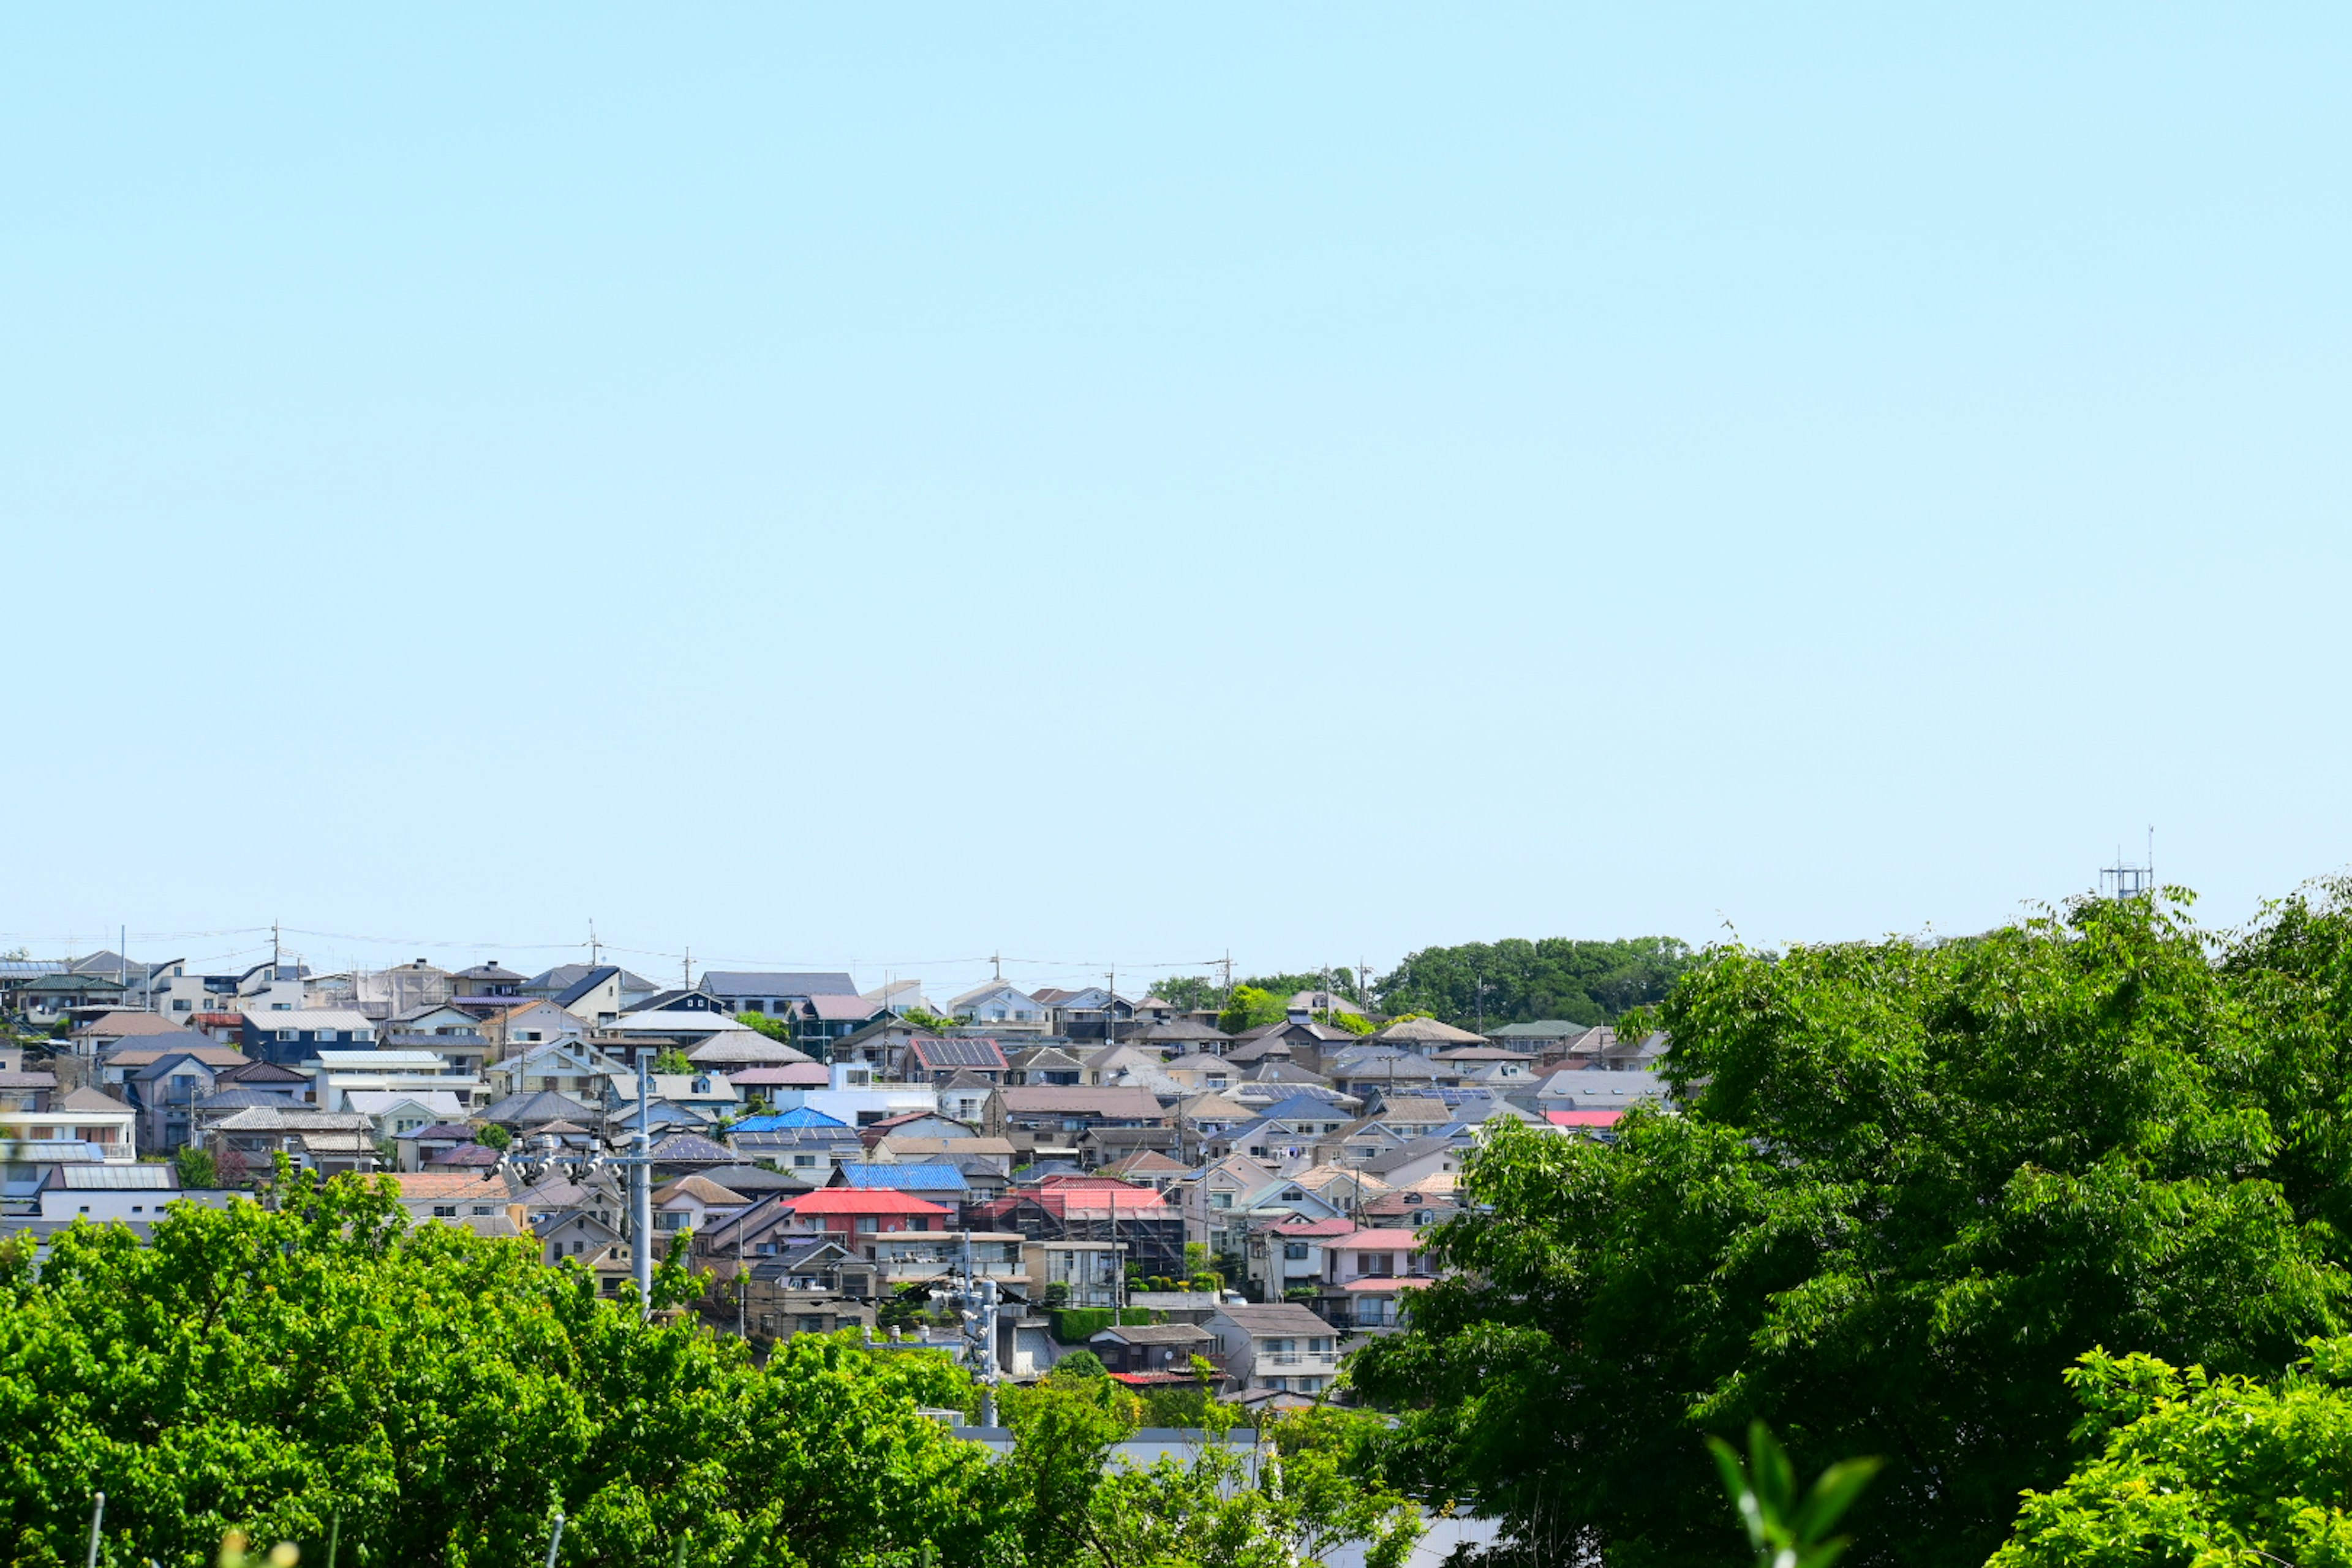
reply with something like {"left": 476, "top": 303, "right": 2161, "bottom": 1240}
{"left": 651, "top": 1046, "right": 693, "bottom": 1075}
{"left": 1217, "top": 986, "right": 1289, "bottom": 1035}
{"left": 1991, "top": 1337, "right": 2352, "bottom": 1567}
{"left": 472, "top": 1121, "right": 511, "bottom": 1150}
{"left": 172, "top": 1145, "right": 217, "bottom": 1189}
{"left": 899, "top": 1008, "right": 960, "bottom": 1034}
{"left": 1353, "top": 894, "right": 2350, "bottom": 1568}
{"left": 1374, "top": 935, "right": 1694, "bottom": 1028}
{"left": 1147, "top": 976, "right": 1221, "bottom": 1013}
{"left": 739, "top": 1009, "right": 825, "bottom": 1064}
{"left": 0, "top": 1162, "right": 1003, "bottom": 1567}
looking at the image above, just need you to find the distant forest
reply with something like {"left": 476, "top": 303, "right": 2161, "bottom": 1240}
{"left": 1147, "top": 938, "right": 1694, "bottom": 1029}
{"left": 1373, "top": 937, "right": 1695, "bottom": 1028}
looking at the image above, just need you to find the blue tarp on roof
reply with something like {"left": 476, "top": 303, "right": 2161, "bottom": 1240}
{"left": 835, "top": 1163, "right": 968, "bottom": 1193}
{"left": 733, "top": 1106, "right": 850, "bottom": 1133}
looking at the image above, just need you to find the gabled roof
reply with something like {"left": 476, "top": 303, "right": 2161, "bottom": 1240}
{"left": 701, "top": 971, "right": 858, "bottom": 998}
{"left": 785, "top": 1188, "right": 954, "bottom": 1217}
{"left": 480, "top": 1090, "right": 597, "bottom": 1126}
{"left": 58, "top": 1087, "right": 132, "bottom": 1112}
{"left": 72, "top": 1011, "right": 191, "bottom": 1039}
{"left": 647, "top": 1133, "right": 737, "bottom": 1164}
{"left": 1099, "top": 1150, "right": 1189, "bottom": 1178}
{"left": 1252, "top": 1093, "right": 1355, "bottom": 1125}
{"left": 1008, "top": 1046, "right": 1088, "bottom": 1072}
{"left": 805, "top": 993, "right": 884, "bottom": 1023}
{"left": 1331, "top": 1226, "right": 1424, "bottom": 1250}
{"left": 653, "top": 1174, "right": 750, "bottom": 1206}
{"left": 737, "top": 1106, "right": 851, "bottom": 1131}
{"left": 1214, "top": 1302, "right": 1333, "bottom": 1336}
{"left": 1374, "top": 1095, "right": 1452, "bottom": 1124}
{"left": 910, "top": 1036, "right": 1009, "bottom": 1072}
{"left": 946, "top": 979, "right": 1039, "bottom": 1011}
{"left": 105, "top": 1044, "right": 251, "bottom": 1070}
{"left": 1136, "top": 1020, "right": 1232, "bottom": 1043}
{"left": 833, "top": 1163, "right": 968, "bottom": 1193}
{"left": 991, "top": 1087, "right": 1165, "bottom": 1118}
{"left": 1373, "top": 1017, "right": 1487, "bottom": 1046}
{"left": 1090, "top": 1321, "right": 1216, "bottom": 1346}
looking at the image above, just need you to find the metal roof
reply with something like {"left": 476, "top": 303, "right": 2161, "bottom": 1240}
{"left": 911, "top": 1037, "right": 1009, "bottom": 1071}
{"left": 701, "top": 971, "right": 858, "bottom": 998}
{"left": 46, "top": 1164, "right": 176, "bottom": 1190}
{"left": 835, "top": 1163, "right": 967, "bottom": 1192}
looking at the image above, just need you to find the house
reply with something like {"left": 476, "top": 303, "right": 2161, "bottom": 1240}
{"left": 1286, "top": 989, "right": 1365, "bottom": 1019}
{"left": 1246, "top": 1215, "right": 1356, "bottom": 1302}
{"left": 484, "top": 1037, "right": 630, "bottom": 1102}
{"left": 110, "top": 1049, "right": 252, "bottom": 1152}
{"left": 761, "top": 1061, "right": 940, "bottom": 1129}
{"left": 1136, "top": 1020, "right": 1235, "bottom": 1058}
{"left": 1533, "top": 1068, "right": 1666, "bottom": 1114}
{"left": 379, "top": 1004, "right": 491, "bottom": 1069}
{"left": 450, "top": 962, "right": 529, "bottom": 998}
{"left": 731, "top": 1106, "right": 865, "bottom": 1182}
{"left": 344, "top": 1091, "right": 468, "bottom": 1142}
{"left": 605, "top": 1071, "right": 742, "bottom": 1127}
{"left": 900, "top": 1035, "right": 1010, "bottom": 1085}
{"left": 456, "top": 998, "right": 585, "bottom": 1060}
{"left": 17, "top": 972, "right": 129, "bottom": 1030}
{"left": 1088, "top": 1321, "right": 1218, "bottom": 1377}
{"left": 974, "top": 1178, "right": 1187, "bottom": 1275}
{"left": 652, "top": 1174, "right": 750, "bottom": 1236}
{"left": 1030, "top": 986, "right": 1134, "bottom": 1042}
{"left": 304, "top": 960, "right": 457, "bottom": 1021}
{"left": 478, "top": 1089, "right": 600, "bottom": 1129}
{"left": 0, "top": 1085, "right": 138, "bottom": 1166}
{"left": 148, "top": 959, "right": 306, "bottom": 1022}
{"left": 205, "top": 1106, "right": 378, "bottom": 1178}
{"left": 36, "top": 1163, "right": 232, "bottom": 1222}
{"left": 1357, "top": 1134, "right": 1466, "bottom": 1189}
{"left": 238, "top": 1009, "right": 377, "bottom": 1067}
{"left": 1207, "top": 1302, "right": 1342, "bottom": 1396}
{"left": 1367, "top": 1017, "right": 1488, "bottom": 1055}
{"left": 308, "top": 1050, "right": 488, "bottom": 1116}
{"left": 69, "top": 1011, "right": 191, "bottom": 1054}
{"left": 700, "top": 971, "right": 860, "bottom": 1017}
{"left": 1315, "top": 1227, "right": 1438, "bottom": 1335}
{"left": 944, "top": 981, "right": 1047, "bottom": 1031}
{"left": 935, "top": 1069, "right": 997, "bottom": 1126}
{"left": 983, "top": 1086, "right": 1166, "bottom": 1147}
{"left": 777, "top": 1188, "right": 956, "bottom": 1249}
{"left": 828, "top": 1162, "right": 971, "bottom": 1206}
{"left": 1482, "top": 1019, "right": 1596, "bottom": 1055}
{"left": 530, "top": 963, "right": 661, "bottom": 1027}
{"left": 0, "top": 1065, "right": 56, "bottom": 1115}
{"left": 390, "top": 1172, "right": 524, "bottom": 1234}
{"left": 854, "top": 1110, "right": 978, "bottom": 1150}
{"left": 1005, "top": 1046, "right": 1088, "bottom": 1087}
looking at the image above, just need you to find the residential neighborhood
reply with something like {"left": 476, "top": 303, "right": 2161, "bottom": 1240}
{"left": 0, "top": 948, "right": 1665, "bottom": 1406}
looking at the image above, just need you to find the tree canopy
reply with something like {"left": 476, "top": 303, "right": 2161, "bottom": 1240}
{"left": 1991, "top": 1337, "right": 2352, "bottom": 1567}
{"left": 1373, "top": 936, "right": 1693, "bottom": 1028}
{"left": 0, "top": 1166, "right": 1420, "bottom": 1567}
{"left": 1354, "top": 892, "right": 2352, "bottom": 1567}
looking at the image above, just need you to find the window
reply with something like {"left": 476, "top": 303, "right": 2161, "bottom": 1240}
{"left": 1366, "top": 1253, "right": 1394, "bottom": 1277}
{"left": 797, "top": 1314, "right": 826, "bottom": 1333}
{"left": 172, "top": 1000, "right": 191, "bottom": 1012}
{"left": 277, "top": 1030, "right": 295, "bottom": 1042}
{"left": 856, "top": 1216, "right": 880, "bottom": 1232}
{"left": 793, "top": 1155, "right": 816, "bottom": 1168}
{"left": 317, "top": 1030, "right": 337, "bottom": 1043}
{"left": 1284, "top": 1243, "right": 1309, "bottom": 1261}
{"left": 433, "top": 1205, "right": 456, "bottom": 1218}
{"left": 271, "top": 1002, "right": 292, "bottom": 1011}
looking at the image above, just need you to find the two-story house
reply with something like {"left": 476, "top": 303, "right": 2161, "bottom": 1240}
{"left": 1207, "top": 1302, "right": 1342, "bottom": 1396}
{"left": 1314, "top": 1227, "right": 1437, "bottom": 1335}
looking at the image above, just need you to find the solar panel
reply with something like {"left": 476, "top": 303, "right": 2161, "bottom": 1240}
{"left": 915, "top": 1038, "right": 1005, "bottom": 1068}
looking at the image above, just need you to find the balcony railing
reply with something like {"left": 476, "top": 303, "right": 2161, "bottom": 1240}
{"left": 1259, "top": 1351, "right": 1341, "bottom": 1369}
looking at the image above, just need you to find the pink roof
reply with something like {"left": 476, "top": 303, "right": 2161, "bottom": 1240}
{"left": 1268, "top": 1216, "right": 1357, "bottom": 1237}
{"left": 1339, "top": 1275, "right": 1438, "bottom": 1292}
{"left": 785, "top": 1189, "right": 952, "bottom": 1216}
{"left": 1547, "top": 1109, "right": 1624, "bottom": 1128}
{"left": 734, "top": 1063, "right": 829, "bottom": 1086}
{"left": 1332, "top": 1228, "right": 1423, "bottom": 1250}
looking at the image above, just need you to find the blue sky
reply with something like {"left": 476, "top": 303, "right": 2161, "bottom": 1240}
{"left": 4, "top": 7, "right": 2348, "bottom": 998}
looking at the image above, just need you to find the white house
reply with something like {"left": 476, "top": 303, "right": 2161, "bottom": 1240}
{"left": 944, "top": 981, "right": 1047, "bottom": 1030}
{"left": 1207, "top": 1302, "right": 1342, "bottom": 1396}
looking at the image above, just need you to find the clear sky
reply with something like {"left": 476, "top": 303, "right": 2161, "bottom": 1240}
{"left": 5, "top": 7, "right": 2348, "bottom": 1000}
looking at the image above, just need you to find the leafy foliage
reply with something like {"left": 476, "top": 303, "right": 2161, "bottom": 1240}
{"left": 1992, "top": 1337, "right": 2352, "bottom": 1567}
{"left": 652, "top": 1047, "right": 693, "bottom": 1075}
{"left": 1374, "top": 935, "right": 1694, "bottom": 1027}
{"left": 0, "top": 1165, "right": 997, "bottom": 1567}
{"left": 172, "top": 1146, "right": 217, "bottom": 1189}
{"left": 1708, "top": 1423, "right": 1879, "bottom": 1568}
{"left": 1146, "top": 976, "right": 1222, "bottom": 1013}
{"left": 472, "top": 1121, "right": 511, "bottom": 1151}
{"left": 997, "top": 1381, "right": 1422, "bottom": 1568}
{"left": 897, "top": 1009, "right": 960, "bottom": 1035}
{"left": 1353, "top": 894, "right": 2352, "bottom": 1568}
{"left": 1216, "top": 986, "right": 1289, "bottom": 1035}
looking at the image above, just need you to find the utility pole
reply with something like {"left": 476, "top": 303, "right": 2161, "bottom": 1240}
{"left": 589, "top": 919, "right": 600, "bottom": 967}
{"left": 631, "top": 1052, "right": 654, "bottom": 1308}
{"left": 681, "top": 947, "right": 692, "bottom": 992}
{"left": 1218, "top": 951, "right": 1233, "bottom": 1010}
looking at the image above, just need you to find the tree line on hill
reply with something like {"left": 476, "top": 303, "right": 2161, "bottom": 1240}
{"left": 1355, "top": 881, "right": 2352, "bottom": 1566}
{"left": 1148, "top": 940, "right": 1694, "bottom": 1032}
